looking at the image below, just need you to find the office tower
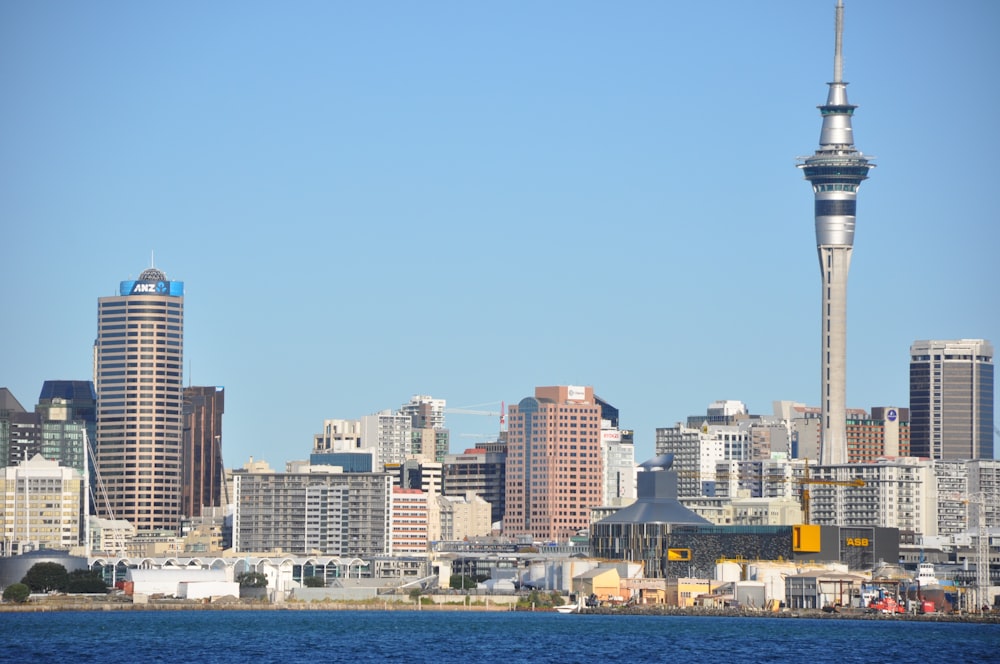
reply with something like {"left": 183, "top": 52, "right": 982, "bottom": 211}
{"left": 390, "top": 487, "right": 428, "bottom": 556}
{"left": 36, "top": 380, "right": 97, "bottom": 473}
{"left": 182, "top": 386, "right": 225, "bottom": 518}
{"left": 845, "top": 407, "right": 910, "bottom": 463}
{"left": 798, "top": 1, "right": 874, "bottom": 465}
{"left": 0, "top": 389, "right": 40, "bottom": 466}
{"left": 503, "top": 385, "right": 603, "bottom": 541}
{"left": 94, "top": 267, "right": 184, "bottom": 531}
{"left": 442, "top": 447, "right": 506, "bottom": 524}
{"left": 909, "top": 339, "right": 994, "bottom": 459}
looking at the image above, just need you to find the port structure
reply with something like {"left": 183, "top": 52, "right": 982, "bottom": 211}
{"left": 797, "top": 1, "right": 875, "bottom": 466}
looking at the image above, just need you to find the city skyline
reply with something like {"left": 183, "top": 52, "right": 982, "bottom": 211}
{"left": 2, "top": 2, "right": 997, "bottom": 464}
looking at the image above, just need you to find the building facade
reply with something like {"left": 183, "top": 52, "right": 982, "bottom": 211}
{"left": 503, "top": 386, "right": 603, "bottom": 541}
{"left": 181, "top": 386, "right": 225, "bottom": 518}
{"left": 94, "top": 267, "right": 185, "bottom": 532}
{"left": 909, "top": 339, "right": 994, "bottom": 460}
{"left": 233, "top": 465, "right": 391, "bottom": 557}
{"left": 442, "top": 447, "right": 506, "bottom": 525}
{"left": 797, "top": 1, "right": 874, "bottom": 466}
{"left": 35, "top": 380, "right": 97, "bottom": 473}
{"left": 1, "top": 455, "right": 84, "bottom": 555}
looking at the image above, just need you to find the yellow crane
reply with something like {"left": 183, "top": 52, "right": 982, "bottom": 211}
{"left": 796, "top": 461, "right": 864, "bottom": 525}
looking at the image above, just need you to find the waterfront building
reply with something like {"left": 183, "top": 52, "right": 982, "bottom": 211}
{"left": 442, "top": 447, "right": 506, "bottom": 525}
{"left": 797, "top": 1, "right": 875, "bottom": 466}
{"left": 806, "top": 459, "right": 936, "bottom": 535}
{"left": 232, "top": 463, "right": 391, "bottom": 557}
{"left": 181, "top": 386, "right": 225, "bottom": 518}
{"left": 1, "top": 455, "right": 84, "bottom": 555}
{"left": 503, "top": 386, "right": 604, "bottom": 541}
{"left": 35, "top": 380, "right": 97, "bottom": 473}
{"left": 909, "top": 339, "right": 994, "bottom": 460}
{"left": 94, "top": 267, "right": 185, "bottom": 532}
{"left": 590, "top": 456, "right": 898, "bottom": 578}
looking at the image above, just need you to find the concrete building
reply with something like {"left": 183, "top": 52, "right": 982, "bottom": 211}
{"left": 807, "top": 459, "right": 936, "bottom": 536}
{"left": 654, "top": 421, "right": 751, "bottom": 498}
{"left": 437, "top": 492, "right": 492, "bottom": 541}
{"left": 390, "top": 487, "right": 428, "bottom": 556}
{"left": 846, "top": 407, "right": 910, "bottom": 462}
{"left": 797, "top": 0, "right": 875, "bottom": 466}
{"left": 1, "top": 455, "right": 84, "bottom": 555}
{"left": 503, "top": 386, "right": 604, "bottom": 542}
{"left": 182, "top": 386, "right": 225, "bottom": 518}
{"left": 233, "top": 463, "right": 391, "bottom": 557}
{"left": 360, "top": 410, "right": 412, "bottom": 470}
{"left": 313, "top": 419, "right": 364, "bottom": 453}
{"left": 910, "top": 339, "right": 994, "bottom": 460}
{"left": 601, "top": 426, "right": 636, "bottom": 508}
{"left": 442, "top": 447, "right": 506, "bottom": 525}
{"left": 94, "top": 267, "right": 185, "bottom": 532}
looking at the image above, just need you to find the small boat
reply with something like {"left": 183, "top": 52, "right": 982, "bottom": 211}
{"left": 904, "top": 563, "right": 957, "bottom": 613}
{"left": 554, "top": 603, "right": 578, "bottom": 614}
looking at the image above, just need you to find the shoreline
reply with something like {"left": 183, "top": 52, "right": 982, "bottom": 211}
{"left": 3, "top": 598, "right": 998, "bottom": 623}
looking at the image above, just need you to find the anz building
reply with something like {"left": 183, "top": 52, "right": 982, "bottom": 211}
{"left": 95, "top": 267, "right": 184, "bottom": 532}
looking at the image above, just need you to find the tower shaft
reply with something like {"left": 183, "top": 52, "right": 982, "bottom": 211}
{"left": 798, "top": 1, "right": 873, "bottom": 465}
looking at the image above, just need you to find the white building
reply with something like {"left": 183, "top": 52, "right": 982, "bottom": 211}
{"left": 361, "top": 410, "right": 413, "bottom": 469}
{"left": 390, "top": 487, "right": 428, "bottom": 557}
{"left": 1, "top": 455, "right": 83, "bottom": 555}
{"left": 601, "top": 427, "right": 636, "bottom": 507}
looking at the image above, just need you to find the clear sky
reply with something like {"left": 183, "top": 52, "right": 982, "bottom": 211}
{"left": 2, "top": 1, "right": 997, "bottom": 465}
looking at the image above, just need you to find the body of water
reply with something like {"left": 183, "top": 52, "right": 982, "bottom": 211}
{"left": 2, "top": 610, "right": 998, "bottom": 663}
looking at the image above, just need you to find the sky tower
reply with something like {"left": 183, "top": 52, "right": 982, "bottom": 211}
{"left": 798, "top": 1, "right": 874, "bottom": 465}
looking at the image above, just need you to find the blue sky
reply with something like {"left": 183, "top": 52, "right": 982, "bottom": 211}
{"left": 2, "top": 1, "right": 998, "bottom": 465}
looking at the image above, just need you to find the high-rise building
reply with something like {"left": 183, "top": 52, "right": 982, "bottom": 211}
{"left": 36, "top": 380, "right": 97, "bottom": 473}
{"left": 909, "top": 339, "right": 994, "bottom": 460}
{"left": 442, "top": 447, "right": 506, "bottom": 525}
{"left": 503, "top": 385, "right": 603, "bottom": 541}
{"left": 845, "top": 407, "right": 910, "bottom": 463}
{"left": 182, "top": 386, "right": 225, "bottom": 518}
{"left": 360, "top": 410, "right": 412, "bottom": 470}
{"left": 0, "top": 389, "right": 40, "bottom": 467}
{"left": 94, "top": 267, "right": 184, "bottom": 532}
{"left": 798, "top": 1, "right": 875, "bottom": 466}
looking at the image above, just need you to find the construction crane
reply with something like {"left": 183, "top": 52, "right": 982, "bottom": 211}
{"left": 444, "top": 401, "right": 506, "bottom": 431}
{"left": 796, "top": 461, "right": 864, "bottom": 525}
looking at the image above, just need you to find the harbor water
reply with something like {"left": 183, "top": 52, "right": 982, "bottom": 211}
{"left": 2, "top": 609, "right": 997, "bottom": 663}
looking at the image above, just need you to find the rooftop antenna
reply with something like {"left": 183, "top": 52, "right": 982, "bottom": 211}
{"left": 150, "top": 249, "right": 155, "bottom": 269}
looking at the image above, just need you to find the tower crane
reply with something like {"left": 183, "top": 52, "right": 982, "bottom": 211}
{"left": 796, "top": 460, "right": 864, "bottom": 525}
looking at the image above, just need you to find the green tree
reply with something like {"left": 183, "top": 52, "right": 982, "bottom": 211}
{"left": 65, "top": 570, "right": 109, "bottom": 594}
{"left": 302, "top": 576, "right": 325, "bottom": 588}
{"left": 21, "top": 562, "right": 69, "bottom": 593}
{"left": 237, "top": 571, "right": 268, "bottom": 588}
{"left": 449, "top": 574, "right": 477, "bottom": 590}
{"left": 3, "top": 583, "right": 30, "bottom": 603}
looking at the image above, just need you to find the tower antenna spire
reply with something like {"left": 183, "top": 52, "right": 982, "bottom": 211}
{"left": 834, "top": 0, "right": 844, "bottom": 83}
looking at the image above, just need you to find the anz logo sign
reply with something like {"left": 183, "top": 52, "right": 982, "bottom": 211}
{"left": 131, "top": 281, "right": 168, "bottom": 295}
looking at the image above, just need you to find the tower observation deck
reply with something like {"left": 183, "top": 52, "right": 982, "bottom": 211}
{"left": 797, "top": 1, "right": 874, "bottom": 465}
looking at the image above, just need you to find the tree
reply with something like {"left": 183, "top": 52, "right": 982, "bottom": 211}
{"left": 65, "top": 570, "right": 109, "bottom": 594}
{"left": 237, "top": 571, "right": 268, "bottom": 588}
{"left": 302, "top": 576, "right": 325, "bottom": 588}
{"left": 21, "top": 562, "right": 69, "bottom": 593}
{"left": 3, "top": 583, "right": 30, "bottom": 603}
